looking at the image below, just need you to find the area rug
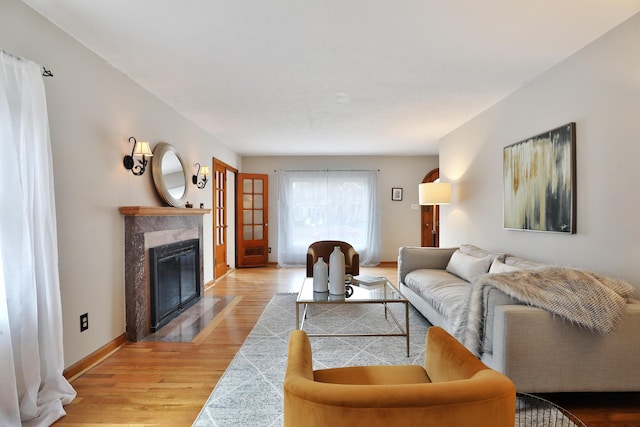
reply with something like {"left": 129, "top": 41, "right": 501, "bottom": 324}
{"left": 192, "top": 293, "right": 583, "bottom": 427}
{"left": 192, "top": 293, "right": 429, "bottom": 426}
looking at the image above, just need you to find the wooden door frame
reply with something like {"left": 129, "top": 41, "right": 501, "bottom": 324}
{"left": 212, "top": 158, "right": 237, "bottom": 279}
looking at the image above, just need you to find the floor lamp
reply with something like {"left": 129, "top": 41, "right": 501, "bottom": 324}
{"left": 418, "top": 182, "right": 451, "bottom": 247}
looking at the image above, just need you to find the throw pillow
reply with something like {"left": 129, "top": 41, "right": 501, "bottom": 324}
{"left": 488, "top": 259, "right": 520, "bottom": 274}
{"left": 446, "top": 250, "right": 493, "bottom": 282}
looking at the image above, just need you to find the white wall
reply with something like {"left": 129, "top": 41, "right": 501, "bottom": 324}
{"left": 439, "top": 12, "right": 640, "bottom": 292}
{"left": 1, "top": 0, "right": 240, "bottom": 366}
{"left": 241, "top": 155, "right": 438, "bottom": 262}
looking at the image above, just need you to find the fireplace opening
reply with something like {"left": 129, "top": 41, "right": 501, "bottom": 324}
{"left": 149, "top": 238, "right": 201, "bottom": 332}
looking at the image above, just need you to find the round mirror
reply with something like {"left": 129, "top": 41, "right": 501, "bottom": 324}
{"left": 151, "top": 142, "right": 189, "bottom": 207}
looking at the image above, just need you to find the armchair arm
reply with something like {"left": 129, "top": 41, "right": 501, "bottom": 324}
{"left": 286, "top": 374, "right": 514, "bottom": 409}
{"left": 306, "top": 247, "right": 317, "bottom": 277}
{"left": 345, "top": 247, "right": 359, "bottom": 276}
{"left": 286, "top": 330, "right": 314, "bottom": 380}
{"left": 285, "top": 370, "right": 514, "bottom": 427}
{"left": 424, "top": 325, "right": 490, "bottom": 382}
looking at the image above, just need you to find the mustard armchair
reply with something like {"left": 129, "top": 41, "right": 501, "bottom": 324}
{"left": 306, "top": 240, "right": 359, "bottom": 278}
{"left": 284, "top": 327, "right": 516, "bottom": 427}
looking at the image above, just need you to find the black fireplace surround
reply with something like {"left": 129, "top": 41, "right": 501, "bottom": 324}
{"left": 149, "top": 238, "right": 201, "bottom": 332}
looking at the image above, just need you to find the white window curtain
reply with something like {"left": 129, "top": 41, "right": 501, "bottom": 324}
{"left": 0, "top": 51, "right": 76, "bottom": 426}
{"left": 277, "top": 170, "right": 380, "bottom": 267}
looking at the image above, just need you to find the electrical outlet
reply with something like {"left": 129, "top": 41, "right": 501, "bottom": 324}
{"left": 268, "top": 247, "right": 271, "bottom": 253}
{"left": 80, "top": 313, "right": 89, "bottom": 332}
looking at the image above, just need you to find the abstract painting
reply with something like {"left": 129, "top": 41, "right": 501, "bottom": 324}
{"left": 503, "top": 123, "right": 576, "bottom": 233}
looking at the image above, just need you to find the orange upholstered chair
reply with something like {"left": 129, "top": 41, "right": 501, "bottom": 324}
{"left": 306, "top": 240, "right": 359, "bottom": 278}
{"left": 284, "top": 327, "right": 516, "bottom": 427}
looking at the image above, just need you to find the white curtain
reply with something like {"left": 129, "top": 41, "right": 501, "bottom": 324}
{"left": 0, "top": 51, "right": 76, "bottom": 426}
{"left": 277, "top": 170, "right": 380, "bottom": 266}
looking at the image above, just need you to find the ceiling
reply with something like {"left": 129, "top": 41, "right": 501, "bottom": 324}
{"left": 21, "top": 1, "right": 640, "bottom": 156}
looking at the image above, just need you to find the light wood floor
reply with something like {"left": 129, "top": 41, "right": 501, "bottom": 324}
{"left": 54, "top": 265, "right": 640, "bottom": 426}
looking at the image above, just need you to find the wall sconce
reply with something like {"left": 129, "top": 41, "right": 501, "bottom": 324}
{"left": 123, "top": 136, "right": 153, "bottom": 176}
{"left": 192, "top": 163, "right": 210, "bottom": 189}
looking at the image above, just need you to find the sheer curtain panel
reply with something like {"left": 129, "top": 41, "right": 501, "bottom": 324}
{"left": 277, "top": 170, "right": 380, "bottom": 267}
{"left": 0, "top": 51, "right": 76, "bottom": 426}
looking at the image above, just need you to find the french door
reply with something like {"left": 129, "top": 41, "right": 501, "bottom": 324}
{"left": 213, "top": 159, "right": 237, "bottom": 278}
{"left": 236, "top": 173, "right": 269, "bottom": 267}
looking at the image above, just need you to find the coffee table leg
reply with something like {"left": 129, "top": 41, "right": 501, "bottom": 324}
{"left": 298, "top": 303, "right": 310, "bottom": 330}
{"left": 405, "top": 302, "right": 410, "bottom": 357}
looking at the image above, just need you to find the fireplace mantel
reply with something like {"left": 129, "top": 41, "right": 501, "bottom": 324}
{"left": 119, "top": 206, "right": 211, "bottom": 216}
{"left": 119, "top": 206, "right": 210, "bottom": 341}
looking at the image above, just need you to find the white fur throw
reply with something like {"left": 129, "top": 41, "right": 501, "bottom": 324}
{"left": 454, "top": 267, "right": 636, "bottom": 356}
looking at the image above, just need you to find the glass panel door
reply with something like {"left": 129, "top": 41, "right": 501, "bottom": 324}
{"left": 237, "top": 173, "right": 269, "bottom": 267}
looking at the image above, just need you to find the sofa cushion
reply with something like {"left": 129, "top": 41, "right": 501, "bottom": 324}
{"left": 446, "top": 250, "right": 493, "bottom": 282}
{"left": 404, "top": 269, "right": 469, "bottom": 322}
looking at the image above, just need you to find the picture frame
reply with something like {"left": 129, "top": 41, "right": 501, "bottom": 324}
{"left": 391, "top": 187, "right": 403, "bottom": 201}
{"left": 503, "top": 122, "right": 576, "bottom": 233}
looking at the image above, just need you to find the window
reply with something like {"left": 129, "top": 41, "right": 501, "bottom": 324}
{"left": 277, "top": 170, "right": 380, "bottom": 266}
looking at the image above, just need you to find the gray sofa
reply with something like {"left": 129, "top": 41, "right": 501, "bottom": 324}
{"left": 398, "top": 244, "right": 640, "bottom": 393}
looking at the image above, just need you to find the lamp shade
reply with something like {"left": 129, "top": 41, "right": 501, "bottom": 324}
{"left": 200, "top": 165, "right": 210, "bottom": 176}
{"left": 419, "top": 182, "right": 451, "bottom": 205}
{"left": 133, "top": 141, "right": 153, "bottom": 157}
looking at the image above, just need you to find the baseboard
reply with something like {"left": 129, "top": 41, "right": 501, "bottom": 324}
{"left": 204, "top": 277, "right": 217, "bottom": 291}
{"left": 376, "top": 261, "right": 398, "bottom": 267}
{"left": 63, "top": 333, "right": 128, "bottom": 382}
{"left": 208, "top": 268, "right": 236, "bottom": 289}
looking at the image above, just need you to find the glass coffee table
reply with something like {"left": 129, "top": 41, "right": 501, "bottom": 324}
{"left": 296, "top": 277, "right": 410, "bottom": 356}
